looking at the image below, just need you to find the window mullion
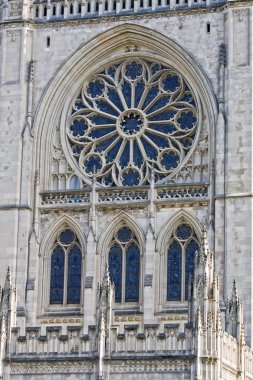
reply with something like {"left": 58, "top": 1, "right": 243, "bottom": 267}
{"left": 181, "top": 243, "right": 185, "bottom": 302}
{"left": 122, "top": 244, "right": 126, "bottom": 304}
{"left": 63, "top": 248, "right": 68, "bottom": 306}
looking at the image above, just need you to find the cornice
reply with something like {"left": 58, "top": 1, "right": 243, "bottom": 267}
{"left": 0, "top": 1, "right": 252, "bottom": 30}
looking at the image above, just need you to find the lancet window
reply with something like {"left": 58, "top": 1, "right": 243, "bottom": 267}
{"left": 108, "top": 226, "right": 140, "bottom": 303}
{"left": 167, "top": 223, "right": 199, "bottom": 302}
{"left": 50, "top": 228, "right": 82, "bottom": 305}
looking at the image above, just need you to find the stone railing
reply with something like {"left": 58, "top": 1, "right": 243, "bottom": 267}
{"left": 40, "top": 183, "right": 208, "bottom": 208}
{"left": 31, "top": 0, "right": 225, "bottom": 21}
{"left": 10, "top": 324, "right": 193, "bottom": 357}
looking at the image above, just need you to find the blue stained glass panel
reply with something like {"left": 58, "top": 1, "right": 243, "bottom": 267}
{"left": 117, "top": 227, "right": 133, "bottom": 242}
{"left": 142, "top": 86, "right": 159, "bottom": 109}
{"left": 67, "top": 245, "right": 82, "bottom": 304}
{"left": 60, "top": 229, "right": 75, "bottom": 245}
{"left": 121, "top": 82, "right": 132, "bottom": 108}
{"left": 135, "top": 80, "right": 145, "bottom": 107}
{"left": 122, "top": 169, "right": 140, "bottom": 186}
{"left": 146, "top": 96, "right": 168, "bottom": 114}
{"left": 107, "top": 89, "right": 124, "bottom": 112}
{"left": 162, "top": 74, "right": 180, "bottom": 93}
{"left": 109, "top": 244, "right": 122, "bottom": 302}
{"left": 87, "top": 80, "right": 104, "bottom": 98}
{"left": 133, "top": 142, "right": 143, "bottom": 167}
{"left": 96, "top": 100, "right": 119, "bottom": 116}
{"left": 148, "top": 124, "right": 176, "bottom": 134}
{"left": 119, "top": 142, "right": 130, "bottom": 168}
{"left": 185, "top": 240, "right": 199, "bottom": 300}
{"left": 176, "top": 224, "right": 192, "bottom": 240}
{"left": 50, "top": 246, "right": 65, "bottom": 304}
{"left": 106, "top": 139, "right": 122, "bottom": 162}
{"left": 125, "top": 243, "right": 140, "bottom": 302}
{"left": 167, "top": 240, "right": 182, "bottom": 301}
{"left": 177, "top": 111, "right": 196, "bottom": 130}
{"left": 141, "top": 138, "right": 158, "bottom": 160}
{"left": 90, "top": 127, "right": 115, "bottom": 139}
{"left": 161, "top": 151, "right": 180, "bottom": 170}
{"left": 125, "top": 61, "right": 143, "bottom": 80}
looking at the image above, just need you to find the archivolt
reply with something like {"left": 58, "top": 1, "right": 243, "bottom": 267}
{"left": 33, "top": 23, "right": 218, "bottom": 189}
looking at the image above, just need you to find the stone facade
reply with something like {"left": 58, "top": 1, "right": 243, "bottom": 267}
{"left": 0, "top": 0, "right": 252, "bottom": 378}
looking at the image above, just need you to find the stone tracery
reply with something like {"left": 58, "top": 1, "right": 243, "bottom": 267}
{"left": 66, "top": 58, "right": 198, "bottom": 187}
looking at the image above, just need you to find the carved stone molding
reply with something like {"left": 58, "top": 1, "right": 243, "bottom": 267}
{"left": 233, "top": 8, "right": 250, "bottom": 21}
{"left": 10, "top": 360, "right": 94, "bottom": 374}
{"left": 110, "top": 359, "right": 192, "bottom": 372}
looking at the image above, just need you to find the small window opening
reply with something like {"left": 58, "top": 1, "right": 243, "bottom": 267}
{"left": 140, "top": 0, "right": 143, "bottom": 7}
{"left": 61, "top": 4, "right": 64, "bottom": 14}
{"left": 148, "top": 0, "right": 151, "bottom": 6}
{"left": 35, "top": 7, "right": 39, "bottom": 17}
{"left": 130, "top": 0, "right": 134, "bottom": 7}
{"left": 46, "top": 36, "right": 50, "bottom": 47}
{"left": 70, "top": 3, "right": 73, "bottom": 13}
{"left": 158, "top": 0, "right": 161, "bottom": 5}
{"left": 78, "top": 2, "right": 81, "bottom": 12}
{"left": 95, "top": 1, "right": 99, "bottom": 11}
{"left": 122, "top": 0, "right": 126, "bottom": 8}
{"left": 113, "top": 0, "right": 116, "bottom": 10}
{"left": 105, "top": 0, "right": 108, "bottom": 10}
{"left": 207, "top": 22, "right": 210, "bottom": 33}
{"left": 43, "top": 6, "right": 47, "bottom": 16}
{"left": 52, "top": 5, "right": 56, "bottom": 15}
{"left": 87, "top": 2, "right": 91, "bottom": 12}
{"left": 166, "top": 0, "right": 170, "bottom": 5}
{"left": 176, "top": 0, "right": 179, "bottom": 4}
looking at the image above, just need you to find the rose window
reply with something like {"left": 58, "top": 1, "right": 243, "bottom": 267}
{"left": 66, "top": 58, "right": 198, "bottom": 187}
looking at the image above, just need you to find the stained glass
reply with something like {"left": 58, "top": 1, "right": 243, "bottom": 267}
{"left": 67, "top": 58, "right": 198, "bottom": 187}
{"left": 117, "top": 227, "right": 133, "bottom": 243}
{"left": 50, "top": 246, "right": 65, "bottom": 304}
{"left": 59, "top": 229, "right": 75, "bottom": 245}
{"left": 185, "top": 240, "right": 199, "bottom": 300}
{"left": 176, "top": 224, "right": 192, "bottom": 240}
{"left": 167, "top": 240, "right": 182, "bottom": 301}
{"left": 125, "top": 243, "right": 140, "bottom": 302}
{"left": 109, "top": 244, "right": 122, "bottom": 302}
{"left": 67, "top": 245, "right": 82, "bottom": 304}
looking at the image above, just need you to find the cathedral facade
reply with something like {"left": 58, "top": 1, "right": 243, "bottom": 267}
{"left": 0, "top": 0, "right": 253, "bottom": 378}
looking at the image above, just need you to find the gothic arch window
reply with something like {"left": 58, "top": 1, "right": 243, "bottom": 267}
{"left": 108, "top": 226, "right": 140, "bottom": 303}
{"left": 167, "top": 223, "right": 199, "bottom": 302}
{"left": 50, "top": 228, "right": 82, "bottom": 305}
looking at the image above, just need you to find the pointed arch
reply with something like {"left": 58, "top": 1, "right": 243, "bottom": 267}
{"left": 32, "top": 23, "right": 217, "bottom": 189}
{"left": 38, "top": 215, "right": 85, "bottom": 314}
{"left": 156, "top": 210, "right": 202, "bottom": 254}
{"left": 40, "top": 214, "right": 86, "bottom": 257}
{"left": 97, "top": 211, "right": 145, "bottom": 256}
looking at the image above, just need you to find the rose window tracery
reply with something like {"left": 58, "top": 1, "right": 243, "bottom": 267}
{"left": 66, "top": 58, "right": 198, "bottom": 187}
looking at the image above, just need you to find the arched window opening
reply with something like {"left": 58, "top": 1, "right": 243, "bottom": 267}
{"left": 43, "top": 6, "right": 47, "bottom": 16}
{"left": 50, "top": 228, "right": 82, "bottom": 305}
{"left": 167, "top": 223, "right": 199, "bottom": 302}
{"left": 70, "top": 3, "right": 74, "bottom": 13}
{"left": 78, "top": 2, "right": 82, "bottom": 12}
{"left": 52, "top": 5, "right": 56, "bottom": 15}
{"left": 104, "top": 0, "right": 108, "bottom": 10}
{"left": 61, "top": 4, "right": 64, "bottom": 14}
{"left": 35, "top": 6, "right": 39, "bottom": 17}
{"left": 87, "top": 2, "right": 91, "bottom": 12}
{"left": 108, "top": 226, "right": 140, "bottom": 303}
{"left": 69, "top": 174, "right": 81, "bottom": 189}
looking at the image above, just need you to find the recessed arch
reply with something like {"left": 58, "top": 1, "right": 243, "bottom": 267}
{"left": 39, "top": 214, "right": 86, "bottom": 257}
{"left": 156, "top": 210, "right": 202, "bottom": 254}
{"left": 97, "top": 211, "right": 145, "bottom": 256}
{"left": 32, "top": 23, "right": 217, "bottom": 190}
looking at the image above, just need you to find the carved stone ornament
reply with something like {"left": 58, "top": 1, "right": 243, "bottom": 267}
{"left": 8, "top": 0, "right": 22, "bottom": 17}
{"left": 10, "top": 361, "right": 94, "bottom": 374}
{"left": 110, "top": 359, "right": 192, "bottom": 372}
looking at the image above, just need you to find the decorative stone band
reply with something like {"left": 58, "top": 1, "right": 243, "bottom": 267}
{"left": 10, "top": 360, "right": 94, "bottom": 374}
{"left": 40, "top": 183, "right": 208, "bottom": 208}
{"left": 110, "top": 359, "right": 192, "bottom": 372}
